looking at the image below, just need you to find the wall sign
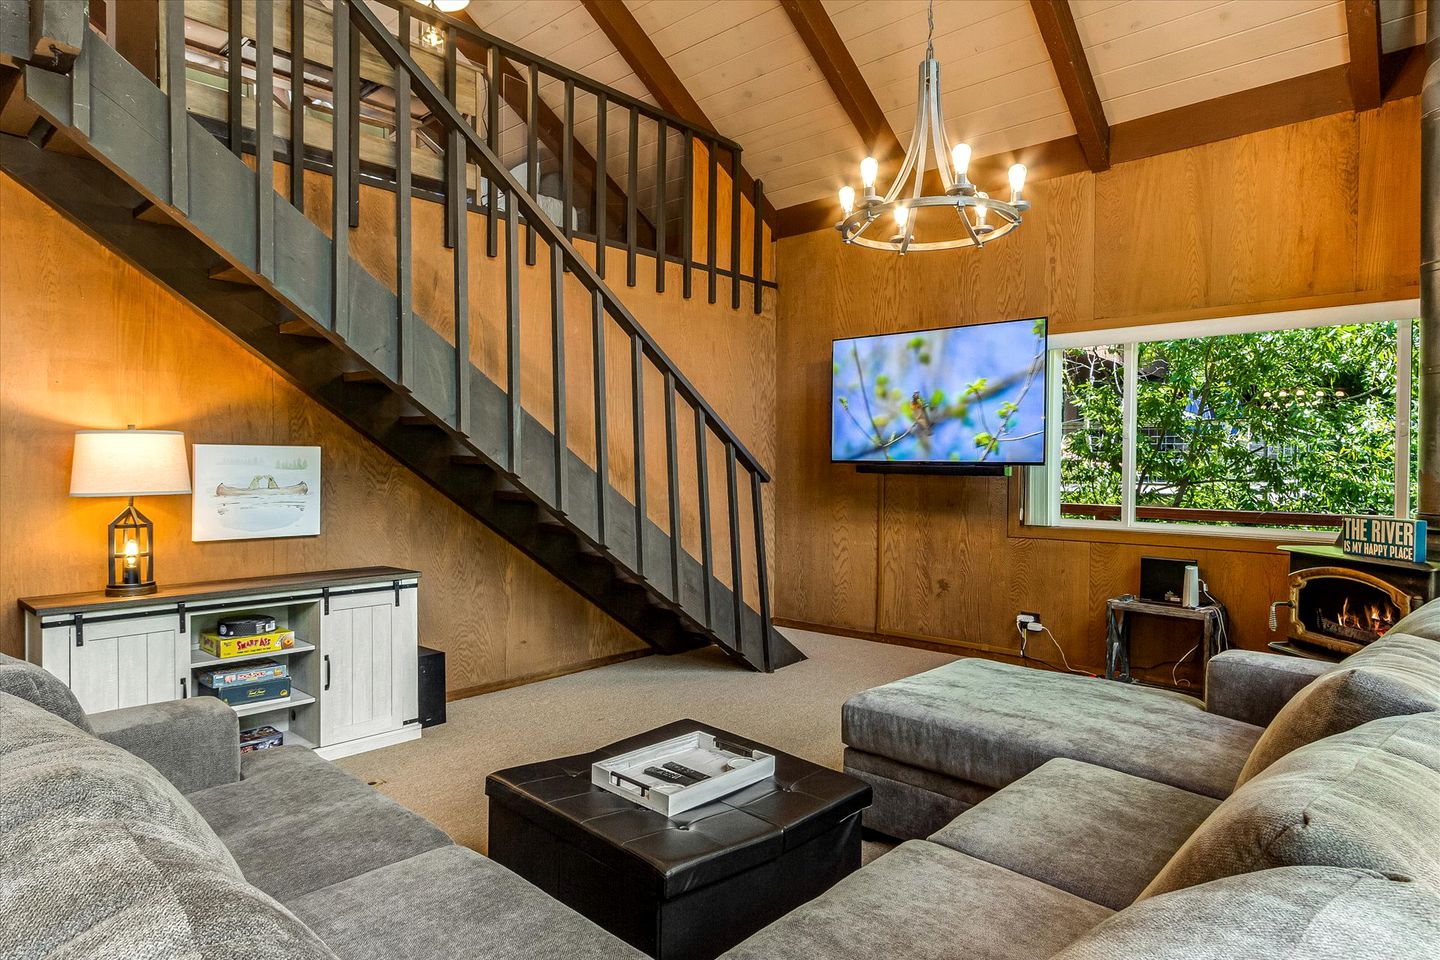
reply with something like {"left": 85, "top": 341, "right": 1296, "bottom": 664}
{"left": 1339, "top": 516, "right": 1428, "bottom": 564}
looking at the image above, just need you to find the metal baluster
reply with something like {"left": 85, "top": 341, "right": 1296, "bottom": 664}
{"left": 347, "top": 18, "right": 359, "bottom": 228}
{"left": 706, "top": 140, "right": 718, "bottom": 305}
{"left": 594, "top": 91, "right": 607, "bottom": 278}
{"left": 395, "top": 8, "right": 413, "bottom": 387}
{"left": 227, "top": 0, "right": 241, "bottom": 156}
{"left": 331, "top": 0, "right": 350, "bottom": 337}
{"left": 505, "top": 189, "right": 522, "bottom": 473}
{"left": 562, "top": 78, "right": 574, "bottom": 242}
{"left": 443, "top": 28, "right": 458, "bottom": 249}
{"left": 630, "top": 334, "right": 645, "bottom": 578}
{"left": 694, "top": 406, "right": 713, "bottom": 626}
{"left": 725, "top": 444, "right": 743, "bottom": 653}
{"left": 551, "top": 245, "right": 567, "bottom": 513}
{"left": 591, "top": 289, "right": 608, "bottom": 545}
{"left": 526, "top": 61, "right": 539, "bottom": 266}
{"left": 664, "top": 373, "right": 681, "bottom": 602}
{"left": 626, "top": 107, "right": 638, "bottom": 287}
{"left": 289, "top": 0, "right": 305, "bottom": 208}
{"left": 752, "top": 178, "right": 764, "bottom": 315}
{"left": 164, "top": 0, "right": 188, "bottom": 214}
{"left": 486, "top": 43, "right": 500, "bottom": 258}
{"left": 682, "top": 134, "right": 693, "bottom": 299}
{"left": 654, "top": 118, "right": 666, "bottom": 294}
{"left": 255, "top": 0, "right": 274, "bottom": 277}
{"left": 750, "top": 469, "right": 772, "bottom": 671}
{"left": 451, "top": 130, "right": 469, "bottom": 436}
{"left": 730, "top": 148, "right": 741, "bottom": 310}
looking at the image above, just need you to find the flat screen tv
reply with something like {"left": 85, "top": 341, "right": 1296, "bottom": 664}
{"left": 831, "top": 317, "right": 1047, "bottom": 466}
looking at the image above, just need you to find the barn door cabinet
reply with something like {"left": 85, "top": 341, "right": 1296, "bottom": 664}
{"left": 20, "top": 567, "right": 421, "bottom": 760}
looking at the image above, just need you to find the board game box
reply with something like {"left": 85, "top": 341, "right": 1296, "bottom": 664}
{"left": 199, "top": 659, "right": 288, "bottom": 689}
{"left": 239, "top": 725, "right": 285, "bottom": 753}
{"left": 198, "top": 629, "right": 296, "bottom": 659}
{"left": 201, "top": 675, "right": 291, "bottom": 706}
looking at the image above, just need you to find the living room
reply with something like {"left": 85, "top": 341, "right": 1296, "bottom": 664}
{"left": 2, "top": 0, "right": 1438, "bottom": 957}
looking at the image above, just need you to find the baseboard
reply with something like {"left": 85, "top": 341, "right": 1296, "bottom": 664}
{"left": 445, "top": 648, "right": 653, "bottom": 702}
{"left": 772, "top": 617, "right": 1099, "bottom": 674}
{"left": 315, "top": 724, "right": 422, "bottom": 761}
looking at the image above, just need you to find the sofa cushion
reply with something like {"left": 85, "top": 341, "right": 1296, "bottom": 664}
{"left": 1055, "top": 867, "right": 1440, "bottom": 960}
{"left": 290, "top": 844, "right": 646, "bottom": 960}
{"left": 0, "top": 650, "right": 92, "bottom": 731}
{"left": 1390, "top": 599, "right": 1440, "bottom": 643}
{"left": 843, "top": 659, "right": 1261, "bottom": 800}
{"left": 187, "top": 745, "right": 450, "bottom": 902}
{"left": 1, "top": 817, "right": 337, "bottom": 960}
{"left": 1144, "top": 712, "right": 1440, "bottom": 899}
{"left": 1237, "top": 633, "right": 1440, "bottom": 784}
{"left": 719, "top": 841, "right": 1112, "bottom": 960}
{"left": 0, "top": 692, "right": 237, "bottom": 876}
{"left": 930, "top": 758, "right": 1220, "bottom": 910}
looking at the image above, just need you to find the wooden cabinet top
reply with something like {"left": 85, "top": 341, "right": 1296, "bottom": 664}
{"left": 19, "top": 567, "right": 421, "bottom": 617}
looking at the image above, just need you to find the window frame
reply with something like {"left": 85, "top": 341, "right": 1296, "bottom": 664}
{"left": 1025, "top": 299, "right": 1420, "bottom": 541}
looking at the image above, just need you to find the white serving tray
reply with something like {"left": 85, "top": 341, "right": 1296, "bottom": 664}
{"left": 592, "top": 731, "right": 776, "bottom": 816}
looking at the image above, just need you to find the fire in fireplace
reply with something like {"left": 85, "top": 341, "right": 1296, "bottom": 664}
{"left": 1319, "top": 594, "right": 1401, "bottom": 646}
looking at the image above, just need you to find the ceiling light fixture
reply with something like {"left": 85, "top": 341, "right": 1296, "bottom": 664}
{"left": 418, "top": 0, "right": 470, "bottom": 48}
{"left": 836, "top": 0, "right": 1030, "bottom": 254}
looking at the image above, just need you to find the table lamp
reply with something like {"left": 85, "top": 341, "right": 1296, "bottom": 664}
{"left": 70, "top": 427, "right": 191, "bottom": 596}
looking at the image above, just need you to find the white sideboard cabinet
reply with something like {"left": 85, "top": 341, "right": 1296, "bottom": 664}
{"left": 21, "top": 567, "right": 422, "bottom": 760}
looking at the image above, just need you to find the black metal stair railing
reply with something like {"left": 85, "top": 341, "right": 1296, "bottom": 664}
{"left": 146, "top": 0, "right": 776, "bottom": 668}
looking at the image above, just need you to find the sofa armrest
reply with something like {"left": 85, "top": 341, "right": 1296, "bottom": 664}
{"left": 1203, "top": 650, "right": 1332, "bottom": 727}
{"left": 88, "top": 697, "right": 240, "bottom": 795}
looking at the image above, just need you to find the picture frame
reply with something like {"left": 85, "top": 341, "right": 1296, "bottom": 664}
{"left": 192, "top": 444, "right": 321, "bottom": 542}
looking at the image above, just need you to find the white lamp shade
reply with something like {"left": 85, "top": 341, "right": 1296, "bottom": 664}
{"left": 431, "top": 0, "right": 470, "bottom": 11}
{"left": 70, "top": 430, "right": 192, "bottom": 497}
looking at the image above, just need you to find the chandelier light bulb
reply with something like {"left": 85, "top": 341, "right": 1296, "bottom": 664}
{"left": 1008, "top": 163, "right": 1027, "bottom": 200}
{"left": 860, "top": 156, "right": 879, "bottom": 190}
{"left": 974, "top": 192, "right": 989, "bottom": 226}
{"left": 838, "top": 185, "right": 856, "bottom": 216}
{"left": 952, "top": 143, "right": 972, "bottom": 183}
{"left": 894, "top": 204, "right": 910, "bottom": 229}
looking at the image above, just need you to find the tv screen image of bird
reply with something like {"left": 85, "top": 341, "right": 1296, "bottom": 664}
{"left": 831, "top": 317, "right": 1047, "bottom": 465}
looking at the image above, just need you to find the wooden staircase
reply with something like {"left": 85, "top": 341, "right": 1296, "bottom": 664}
{"left": 0, "top": 0, "right": 801, "bottom": 672}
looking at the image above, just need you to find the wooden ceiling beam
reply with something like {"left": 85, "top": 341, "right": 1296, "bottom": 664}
{"left": 779, "top": 0, "right": 903, "bottom": 165}
{"left": 579, "top": 0, "right": 713, "bottom": 133}
{"left": 1343, "top": 0, "right": 1384, "bottom": 111}
{"left": 1029, "top": 0, "right": 1110, "bottom": 172}
{"left": 773, "top": 44, "right": 1425, "bottom": 238}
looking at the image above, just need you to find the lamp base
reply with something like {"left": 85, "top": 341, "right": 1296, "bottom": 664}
{"left": 106, "top": 581, "right": 157, "bottom": 597}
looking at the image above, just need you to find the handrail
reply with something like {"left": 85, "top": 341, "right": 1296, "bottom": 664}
{"left": 348, "top": 0, "right": 771, "bottom": 481}
{"left": 371, "top": 0, "right": 744, "bottom": 155}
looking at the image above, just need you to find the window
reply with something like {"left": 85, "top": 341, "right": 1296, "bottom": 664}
{"left": 1027, "top": 302, "right": 1420, "bottom": 538}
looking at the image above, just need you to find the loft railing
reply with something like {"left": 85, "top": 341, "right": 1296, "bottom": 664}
{"left": 131, "top": 0, "right": 773, "bottom": 661}
{"left": 160, "top": 0, "right": 770, "bottom": 314}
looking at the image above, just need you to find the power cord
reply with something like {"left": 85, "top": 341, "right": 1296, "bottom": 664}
{"left": 1016, "top": 623, "right": 1091, "bottom": 676}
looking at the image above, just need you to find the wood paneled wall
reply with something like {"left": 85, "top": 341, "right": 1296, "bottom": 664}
{"left": 773, "top": 99, "right": 1422, "bottom": 673}
{"left": 0, "top": 164, "right": 776, "bottom": 693}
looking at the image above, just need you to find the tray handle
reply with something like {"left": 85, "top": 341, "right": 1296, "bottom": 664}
{"left": 714, "top": 739, "right": 756, "bottom": 759}
{"left": 610, "top": 771, "right": 651, "bottom": 797}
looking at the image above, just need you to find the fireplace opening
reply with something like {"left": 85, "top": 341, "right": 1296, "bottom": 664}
{"left": 1295, "top": 574, "right": 1405, "bottom": 653}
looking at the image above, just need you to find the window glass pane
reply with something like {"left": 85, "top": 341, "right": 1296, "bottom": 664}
{"left": 1060, "top": 346, "right": 1124, "bottom": 521}
{"left": 1133, "top": 322, "right": 1400, "bottom": 528}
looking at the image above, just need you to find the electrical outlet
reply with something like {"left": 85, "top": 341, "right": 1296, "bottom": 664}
{"left": 1016, "top": 611, "right": 1045, "bottom": 632}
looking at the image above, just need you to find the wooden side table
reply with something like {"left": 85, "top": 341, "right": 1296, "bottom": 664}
{"left": 1105, "top": 597, "right": 1226, "bottom": 693}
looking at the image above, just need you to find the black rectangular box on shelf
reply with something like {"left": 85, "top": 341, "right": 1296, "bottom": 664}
{"left": 417, "top": 645, "right": 446, "bottom": 728}
{"left": 217, "top": 614, "right": 279, "bottom": 638}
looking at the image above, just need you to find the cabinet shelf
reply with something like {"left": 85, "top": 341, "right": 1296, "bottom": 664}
{"left": 226, "top": 688, "right": 317, "bottom": 718}
{"left": 190, "top": 640, "right": 315, "bottom": 669}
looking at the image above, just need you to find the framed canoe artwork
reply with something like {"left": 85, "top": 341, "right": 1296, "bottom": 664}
{"left": 192, "top": 445, "right": 321, "bottom": 541}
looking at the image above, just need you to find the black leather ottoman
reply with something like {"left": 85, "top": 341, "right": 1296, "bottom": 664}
{"left": 485, "top": 719, "right": 871, "bottom": 960}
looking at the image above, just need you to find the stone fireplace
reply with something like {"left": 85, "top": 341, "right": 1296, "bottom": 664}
{"left": 1275, "top": 546, "right": 1440, "bottom": 660}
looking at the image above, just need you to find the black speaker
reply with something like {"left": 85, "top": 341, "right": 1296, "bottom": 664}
{"left": 417, "top": 645, "right": 446, "bottom": 728}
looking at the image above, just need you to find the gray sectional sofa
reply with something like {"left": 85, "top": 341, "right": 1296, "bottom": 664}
{"left": 0, "top": 652, "right": 643, "bottom": 960}
{"left": 716, "top": 601, "right": 1440, "bottom": 958}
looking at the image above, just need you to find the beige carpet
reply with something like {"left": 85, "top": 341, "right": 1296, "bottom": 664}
{"left": 336, "top": 627, "right": 955, "bottom": 857}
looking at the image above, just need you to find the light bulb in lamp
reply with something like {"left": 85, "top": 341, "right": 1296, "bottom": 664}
{"left": 1008, "top": 163, "right": 1028, "bottom": 204}
{"left": 839, "top": 185, "right": 856, "bottom": 216}
{"left": 860, "top": 156, "right": 878, "bottom": 194}
{"left": 951, "top": 143, "right": 972, "bottom": 186}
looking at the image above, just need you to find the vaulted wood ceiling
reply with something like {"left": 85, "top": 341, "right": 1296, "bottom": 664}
{"left": 460, "top": 0, "right": 1429, "bottom": 234}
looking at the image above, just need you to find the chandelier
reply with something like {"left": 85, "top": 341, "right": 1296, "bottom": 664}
{"left": 836, "top": 1, "right": 1029, "bottom": 254}
{"left": 418, "top": 0, "right": 471, "bottom": 48}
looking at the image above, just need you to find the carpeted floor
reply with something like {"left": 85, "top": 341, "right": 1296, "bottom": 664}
{"left": 336, "top": 627, "right": 955, "bottom": 859}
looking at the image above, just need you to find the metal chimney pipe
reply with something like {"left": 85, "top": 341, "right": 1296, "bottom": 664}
{"left": 1420, "top": 0, "right": 1440, "bottom": 548}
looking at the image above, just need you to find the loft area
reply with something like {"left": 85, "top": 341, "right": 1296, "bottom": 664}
{"left": 2, "top": 1, "right": 1439, "bottom": 958}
